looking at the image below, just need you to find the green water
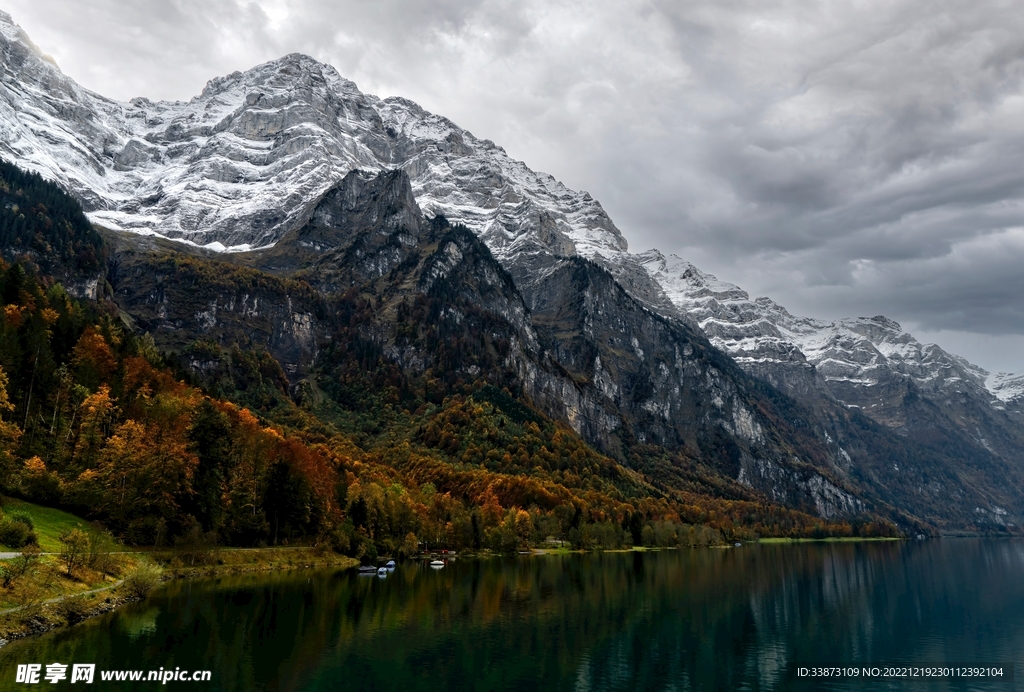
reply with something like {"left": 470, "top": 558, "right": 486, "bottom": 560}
{"left": 1, "top": 541, "right": 1022, "bottom": 691}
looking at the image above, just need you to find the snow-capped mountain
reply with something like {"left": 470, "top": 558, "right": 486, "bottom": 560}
{"left": 638, "top": 251, "right": 989, "bottom": 395}
{"left": 1, "top": 9, "right": 1018, "bottom": 433}
{"left": 988, "top": 372, "right": 1024, "bottom": 409}
{"left": 637, "top": 251, "right": 1023, "bottom": 450}
{"left": 0, "top": 9, "right": 625, "bottom": 262}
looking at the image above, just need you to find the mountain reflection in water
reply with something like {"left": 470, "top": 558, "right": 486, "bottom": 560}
{"left": 2, "top": 541, "right": 1022, "bottom": 691}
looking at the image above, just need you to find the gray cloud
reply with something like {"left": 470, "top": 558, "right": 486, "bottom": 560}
{"left": 6, "top": 0, "right": 1024, "bottom": 372}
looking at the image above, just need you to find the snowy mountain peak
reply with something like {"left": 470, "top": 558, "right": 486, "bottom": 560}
{"left": 637, "top": 247, "right": 1006, "bottom": 412}
{"left": 638, "top": 250, "right": 759, "bottom": 305}
{"left": 988, "top": 372, "right": 1024, "bottom": 404}
{"left": 1, "top": 16, "right": 631, "bottom": 263}
{"left": 0, "top": 10, "right": 37, "bottom": 54}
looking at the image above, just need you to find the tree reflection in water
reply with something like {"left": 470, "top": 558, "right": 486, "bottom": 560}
{"left": 2, "top": 541, "right": 1023, "bottom": 691}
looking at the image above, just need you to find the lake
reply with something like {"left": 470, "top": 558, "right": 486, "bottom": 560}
{"left": 1, "top": 540, "right": 1022, "bottom": 691}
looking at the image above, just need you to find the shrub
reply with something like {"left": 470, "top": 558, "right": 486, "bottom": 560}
{"left": 1, "top": 544, "right": 41, "bottom": 587}
{"left": 123, "top": 563, "right": 163, "bottom": 600}
{"left": 6, "top": 510, "right": 34, "bottom": 530}
{"left": 13, "top": 544, "right": 41, "bottom": 578}
{"left": 172, "top": 523, "right": 216, "bottom": 566}
{"left": 0, "top": 518, "right": 34, "bottom": 548}
{"left": 87, "top": 526, "right": 119, "bottom": 575}
{"left": 54, "top": 596, "right": 90, "bottom": 625}
{"left": 0, "top": 563, "right": 13, "bottom": 588}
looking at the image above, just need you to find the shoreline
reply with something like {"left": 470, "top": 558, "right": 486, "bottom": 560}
{"left": 1, "top": 538, "right": 921, "bottom": 648}
{"left": 756, "top": 537, "right": 905, "bottom": 544}
{"left": 0, "top": 548, "right": 358, "bottom": 650}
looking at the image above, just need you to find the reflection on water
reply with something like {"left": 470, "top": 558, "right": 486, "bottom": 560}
{"left": 2, "top": 541, "right": 1023, "bottom": 691}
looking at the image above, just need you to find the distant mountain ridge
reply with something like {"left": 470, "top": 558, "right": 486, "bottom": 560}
{"left": 3, "top": 9, "right": 1023, "bottom": 532}
{"left": 637, "top": 252, "right": 1024, "bottom": 449}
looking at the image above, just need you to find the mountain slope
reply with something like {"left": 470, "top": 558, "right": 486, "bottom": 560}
{"left": 7, "top": 155, "right": 899, "bottom": 548}
{"left": 97, "top": 167, "right": 1023, "bottom": 532}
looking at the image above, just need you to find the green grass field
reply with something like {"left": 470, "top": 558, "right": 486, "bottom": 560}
{"left": 1, "top": 496, "right": 91, "bottom": 552}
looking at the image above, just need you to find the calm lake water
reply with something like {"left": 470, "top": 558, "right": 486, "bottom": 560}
{"left": 2, "top": 540, "right": 1023, "bottom": 691}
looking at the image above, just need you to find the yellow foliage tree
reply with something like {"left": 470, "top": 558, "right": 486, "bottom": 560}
{"left": 0, "top": 365, "right": 22, "bottom": 481}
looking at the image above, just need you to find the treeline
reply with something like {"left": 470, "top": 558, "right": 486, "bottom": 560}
{"left": 0, "top": 158, "right": 104, "bottom": 274}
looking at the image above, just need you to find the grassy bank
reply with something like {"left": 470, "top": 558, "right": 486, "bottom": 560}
{"left": 0, "top": 499, "right": 357, "bottom": 646}
{"left": 0, "top": 546, "right": 153, "bottom": 644}
{"left": 0, "top": 547, "right": 358, "bottom": 645}
{"left": 153, "top": 546, "right": 359, "bottom": 580}
{"left": 1, "top": 498, "right": 91, "bottom": 553}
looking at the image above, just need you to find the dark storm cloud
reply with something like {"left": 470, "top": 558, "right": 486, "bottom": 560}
{"left": 6, "top": 0, "right": 1024, "bottom": 371}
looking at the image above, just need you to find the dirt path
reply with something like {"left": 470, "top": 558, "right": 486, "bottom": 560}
{"left": 0, "top": 580, "right": 124, "bottom": 616}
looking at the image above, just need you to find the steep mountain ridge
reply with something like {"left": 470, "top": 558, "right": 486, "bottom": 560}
{"left": 96, "top": 168, "right": 1024, "bottom": 532}
{"left": 101, "top": 168, "right": 890, "bottom": 524}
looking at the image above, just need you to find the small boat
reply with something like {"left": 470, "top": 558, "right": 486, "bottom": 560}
{"left": 429, "top": 559, "right": 445, "bottom": 569}
{"left": 734, "top": 542, "right": 742, "bottom": 547}
{"left": 376, "top": 566, "right": 388, "bottom": 576}
{"left": 386, "top": 560, "right": 396, "bottom": 568}
{"left": 358, "top": 565, "right": 378, "bottom": 573}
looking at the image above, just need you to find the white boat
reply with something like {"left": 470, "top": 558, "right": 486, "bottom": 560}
{"left": 377, "top": 566, "right": 388, "bottom": 575}
{"left": 386, "top": 560, "right": 396, "bottom": 568}
{"left": 429, "top": 559, "right": 445, "bottom": 568}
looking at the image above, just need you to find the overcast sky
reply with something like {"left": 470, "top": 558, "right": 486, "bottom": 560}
{"left": 7, "top": 0, "right": 1024, "bottom": 373}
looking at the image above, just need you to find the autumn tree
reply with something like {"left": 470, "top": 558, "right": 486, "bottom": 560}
{"left": 58, "top": 528, "right": 88, "bottom": 577}
{"left": 0, "top": 364, "right": 21, "bottom": 483}
{"left": 71, "top": 327, "right": 116, "bottom": 391}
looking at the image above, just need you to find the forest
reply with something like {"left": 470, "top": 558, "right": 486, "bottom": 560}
{"left": 0, "top": 158, "right": 899, "bottom": 561}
